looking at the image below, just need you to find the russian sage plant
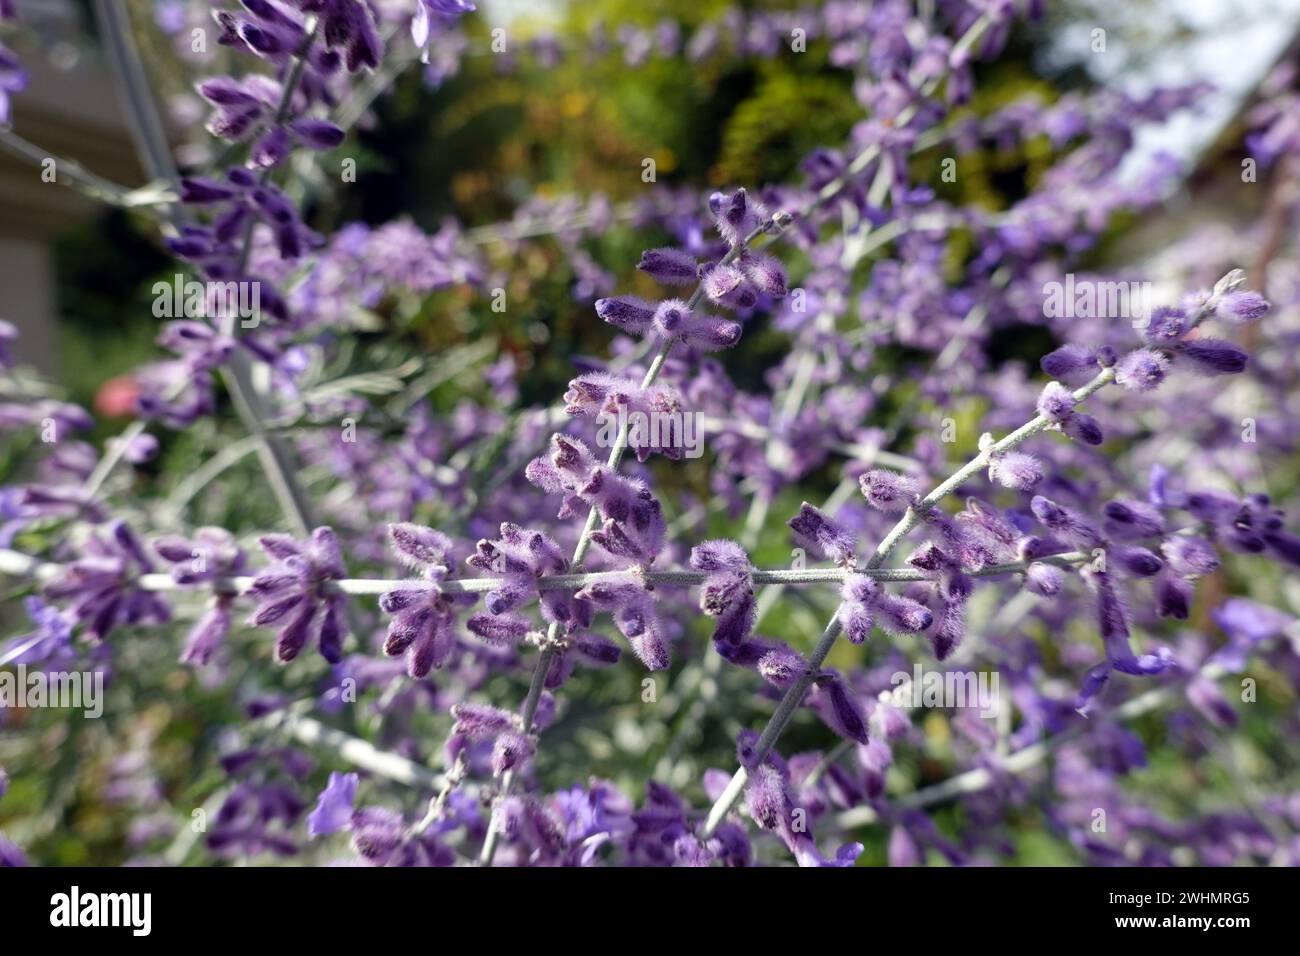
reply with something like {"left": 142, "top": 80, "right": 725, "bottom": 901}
{"left": 0, "top": 0, "right": 1298, "bottom": 869}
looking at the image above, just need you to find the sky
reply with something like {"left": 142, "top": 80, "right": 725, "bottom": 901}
{"left": 1044, "top": 0, "right": 1300, "bottom": 180}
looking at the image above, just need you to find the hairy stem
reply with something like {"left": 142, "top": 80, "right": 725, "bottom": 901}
{"left": 0, "top": 547, "right": 1090, "bottom": 608}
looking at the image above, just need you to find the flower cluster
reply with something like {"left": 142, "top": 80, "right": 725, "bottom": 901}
{"left": 44, "top": 521, "right": 171, "bottom": 642}
{"left": 377, "top": 523, "right": 468, "bottom": 678}
{"left": 247, "top": 527, "right": 349, "bottom": 664}
{"left": 154, "top": 528, "right": 247, "bottom": 665}
{"left": 737, "top": 734, "right": 863, "bottom": 867}
{"left": 525, "top": 435, "right": 666, "bottom": 565}
{"left": 690, "top": 539, "right": 755, "bottom": 646}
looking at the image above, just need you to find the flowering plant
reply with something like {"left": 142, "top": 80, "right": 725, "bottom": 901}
{"left": 0, "top": 0, "right": 1298, "bottom": 869}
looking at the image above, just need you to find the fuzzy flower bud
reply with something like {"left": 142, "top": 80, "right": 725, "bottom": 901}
{"left": 1179, "top": 339, "right": 1248, "bottom": 375}
{"left": 788, "top": 502, "right": 856, "bottom": 565}
{"left": 1161, "top": 535, "right": 1219, "bottom": 577}
{"left": 987, "top": 450, "right": 1044, "bottom": 491}
{"left": 1024, "top": 561, "right": 1064, "bottom": 596}
{"left": 859, "top": 469, "right": 920, "bottom": 513}
{"left": 1141, "top": 306, "right": 1187, "bottom": 345}
{"left": 450, "top": 702, "right": 515, "bottom": 739}
{"left": 710, "top": 187, "right": 767, "bottom": 246}
{"left": 652, "top": 300, "right": 742, "bottom": 351}
{"left": 1040, "top": 344, "right": 1098, "bottom": 384}
{"left": 738, "top": 252, "right": 788, "bottom": 298}
{"left": 1113, "top": 546, "right": 1163, "bottom": 578}
{"left": 1099, "top": 501, "right": 1161, "bottom": 542}
{"left": 1216, "top": 290, "right": 1269, "bottom": 323}
{"left": 1030, "top": 495, "right": 1102, "bottom": 549}
{"left": 595, "top": 295, "right": 656, "bottom": 335}
{"left": 1057, "top": 413, "right": 1100, "bottom": 446}
{"left": 1114, "top": 349, "right": 1169, "bottom": 392}
{"left": 637, "top": 247, "right": 698, "bottom": 285}
{"left": 1035, "top": 381, "right": 1075, "bottom": 423}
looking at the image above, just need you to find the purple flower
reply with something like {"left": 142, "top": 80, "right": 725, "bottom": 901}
{"left": 44, "top": 521, "right": 171, "bottom": 642}
{"left": 3, "top": 597, "right": 74, "bottom": 667}
{"left": 1161, "top": 536, "right": 1219, "bottom": 577}
{"left": 811, "top": 672, "right": 869, "bottom": 744}
{"left": 737, "top": 251, "right": 788, "bottom": 298}
{"left": 575, "top": 575, "right": 670, "bottom": 670}
{"left": 788, "top": 502, "right": 856, "bottom": 565}
{"left": 859, "top": 468, "right": 920, "bottom": 512}
{"left": 1030, "top": 494, "right": 1102, "bottom": 549}
{"left": 490, "top": 731, "right": 536, "bottom": 777}
{"left": 207, "top": 763, "right": 307, "bottom": 859}
{"left": 1178, "top": 338, "right": 1249, "bottom": 375}
{"left": 297, "top": 0, "right": 384, "bottom": 72}
{"left": 838, "top": 574, "right": 878, "bottom": 644}
{"left": 637, "top": 247, "right": 698, "bottom": 285}
{"left": 1113, "top": 546, "right": 1162, "bottom": 577}
{"left": 451, "top": 701, "right": 517, "bottom": 738}
{"left": 877, "top": 590, "right": 936, "bottom": 635}
{"left": 174, "top": 166, "right": 319, "bottom": 270}
{"left": 710, "top": 187, "right": 768, "bottom": 246}
{"left": 742, "top": 757, "right": 862, "bottom": 867}
{"left": 246, "top": 527, "right": 349, "bottom": 664}
{"left": 1036, "top": 381, "right": 1075, "bottom": 422}
{"left": 1064, "top": 413, "right": 1104, "bottom": 445}
{"left": 1024, "top": 561, "right": 1064, "bottom": 596}
{"left": 1141, "top": 306, "right": 1187, "bottom": 344}
{"left": 700, "top": 262, "right": 758, "bottom": 309}
{"left": 1210, "top": 598, "right": 1293, "bottom": 670}
{"left": 1216, "top": 290, "right": 1269, "bottom": 323}
{"left": 690, "top": 539, "right": 756, "bottom": 646}
{"left": 347, "top": 805, "right": 454, "bottom": 866}
{"left": 154, "top": 528, "right": 246, "bottom": 665}
{"left": 307, "top": 771, "right": 358, "bottom": 836}
{"left": 1155, "top": 573, "right": 1192, "bottom": 619}
{"left": 1040, "top": 343, "right": 1099, "bottom": 384}
{"left": 0, "top": 833, "right": 27, "bottom": 868}
{"left": 1103, "top": 499, "right": 1164, "bottom": 539}
{"left": 595, "top": 295, "right": 656, "bottom": 335}
{"left": 1114, "top": 349, "right": 1169, "bottom": 392}
{"left": 987, "top": 450, "right": 1043, "bottom": 491}
{"left": 466, "top": 521, "right": 590, "bottom": 639}
{"left": 526, "top": 435, "right": 665, "bottom": 564}
{"left": 1076, "top": 570, "right": 1173, "bottom": 713}
{"left": 380, "top": 523, "right": 465, "bottom": 678}
{"left": 651, "top": 299, "right": 742, "bottom": 351}
{"left": 755, "top": 643, "right": 810, "bottom": 688}
{"left": 562, "top": 373, "right": 687, "bottom": 462}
